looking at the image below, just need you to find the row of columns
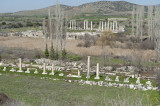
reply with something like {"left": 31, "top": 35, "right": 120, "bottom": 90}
{"left": 84, "top": 20, "right": 93, "bottom": 30}
{"left": 69, "top": 20, "right": 118, "bottom": 31}
{"left": 70, "top": 20, "right": 76, "bottom": 30}
{"left": 17, "top": 57, "right": 99, "bottom": 79}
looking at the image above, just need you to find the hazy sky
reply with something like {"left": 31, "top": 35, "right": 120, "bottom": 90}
{"left": 0, "top": 0, "right": 159, "bottom": 13}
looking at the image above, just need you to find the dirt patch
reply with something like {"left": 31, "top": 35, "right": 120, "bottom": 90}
{"left": 0, "top": 93, "right": 14, "bottom": 105}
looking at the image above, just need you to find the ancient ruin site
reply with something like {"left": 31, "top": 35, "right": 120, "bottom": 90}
{"left": 0, "top": 0, "right": 160, "bottom": 106}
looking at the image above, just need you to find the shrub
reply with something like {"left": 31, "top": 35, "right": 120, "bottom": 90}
{"left": 84, "top": 33, "right": 91, "bottom": 48}
{"left": 35, "top": 54, "right": 41, "bottom": 59}
{"left": 96, "top": 30, "right": 114, "bottom": 48}
{"left": 76, "top": 43, "right": 83, "bottom": 47}
{"left": 2, "top": 22, "right": 6, "bottom": 25}
{"left": 140, "top": 39, "right": 155, "bottom": 50}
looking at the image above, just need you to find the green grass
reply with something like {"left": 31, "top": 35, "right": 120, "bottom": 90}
{"left": 0, "top": 66, "right": 156, "bottom": 86}
{"left": 67, "top": 54, "right": 83, "bottom": 62}
{"left": 0, "top": 74, "right": 159, "bottom": 106}
{"left": 0, "top": 27, "right": 41, "bottom": 33}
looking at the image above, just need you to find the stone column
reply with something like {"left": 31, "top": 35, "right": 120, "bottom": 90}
{"left": 105, "top": 21, "right": 107, "bottom": 30}
{"left": 110, "top": 22, "right": 112, "bottom": 31}
{"left": 17, "top": 58, "right": 23, "bottom": 72}
{"left": 72, "top": 21, "right": 74, "bottom": 30}
{"left": 113, "top": 21, "right": 115, "bottom": 31}
{"left": 70, "top": 20, "right": 72, "bottom": 29}
{"left": 86, "top": 20, "right": 88, "bottom": 30}
{"left": 115, "top": 21, "right": 118, "bottom": 31}
{"left": 107, "top": 20, "right": 110, "bottom": 30}
{"left": 86, "top": 56, "right": 90, "bottom": 78}
{"left": 99, "top": 21, "right": 101, "bottom": 30}
{"left": 95, "top": 63, "right": 100, "bottom": 79}
{"left": 42, "top": 63, "right": 47, "bottom": 74}
{"left": 136, "top": 77, "right": 140, "bottom": 84}
{"left": 91, "top": 21, "right": 93, "bottom": 30}
{"left": 102, "top": 21, "right": 104, "bottom": 31}
{"left": 84, "top": 20, "right": 86, "bottom": 30}
{"left": 50, "top": 64, "right": 55, "bottom": 75}
{"left": 74, "top": 20, "right": 76, "bottom": 30}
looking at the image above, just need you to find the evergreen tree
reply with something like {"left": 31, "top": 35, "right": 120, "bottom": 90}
{"left": 54, "top": 51, "right": 59, "bottom": 60}
{"left": 50, "top": 44, "right": 55, "bottom": 60}
{"left": 62, "top": 49, "right": 67, "bottom": 60}
{"left": 44, "top": 44, "right": 49, "bottom": 58}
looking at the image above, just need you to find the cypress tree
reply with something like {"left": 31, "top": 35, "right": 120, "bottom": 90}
{"left": 62, "top": 49, "right": 67, "bottom": 60}
{"left": 44, "top": 44, "right": 49, "bottom": 58}
{"left": 50, "top": 44, "right": 55, "bottom": 60}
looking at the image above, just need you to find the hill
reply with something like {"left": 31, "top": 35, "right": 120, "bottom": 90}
{"left": 0, "top": 1, "right": 137, "bottom": 17}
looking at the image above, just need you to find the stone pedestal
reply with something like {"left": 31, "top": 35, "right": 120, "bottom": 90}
{"left": 136, "top": 77, "right": 140, "bottom": 84}
{"left": 115, "top": 76, "right": 119, "bottom": 82}
{"left": 78, "top": 70, "right": 81, "bottom": 78}
{"left": 3, "top": 67, "right": 6, "bottom": 71}
{"left": 10, "top": 68, "right": 16, "bottom": 72}
{"left": 25, "top": 68, "right": 30, "bottom": 73}
{"left": 34, "top": 69, "right": 38, "bottom": 74}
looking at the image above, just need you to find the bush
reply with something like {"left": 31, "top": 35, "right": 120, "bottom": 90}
{"left": 84, "top": 34, "right": 91, "bottom": 48}
{"left": 2, "top": 22, "right": 6, "bottom": 25}
{"left": 17, "top": 23, "right": 23, "bottom": 28}
{"left": 140, "top": 39, "right": 155, "bottom": 50}
{"left": 76, "top": 43, "right": 83, "bottom": 47}
{"left": 35, "top": 54, "right": 41, "bottom": 59}
{"left": 96, "top": 30, "right": 114, "bottom": 48}
{"left": 26, "top": 21, "right": 33, "bottom": 27}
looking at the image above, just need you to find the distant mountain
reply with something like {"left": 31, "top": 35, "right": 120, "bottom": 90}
{"left": 0, "top": 1, "right": 138, "bottom": 17}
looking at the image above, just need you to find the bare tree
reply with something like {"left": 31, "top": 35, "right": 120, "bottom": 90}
{"left": 63, "top": 15, "right": 68, "bottom": 49}
{"left": 43, "top": 18, "right": 47, "bottom": 50}
{"left": 55, "top": 1, "right": 67, "bottom": 59}
{"left": 136, "top": 6, "right": 140, "bottom": 40}
{"left": 135, "top": 5, "right": 144, "bottom": 42}
{"left": 131, "top": 5, "right": 135, "bottom": 36}
{"left": 48, "top": 7, "right": 53, "bottom": 45}
{"left": 148, "top": 5, "right": 153, "bottom": 40}
{"left": 139, "top": 6, "right": 144, "bottom": 42}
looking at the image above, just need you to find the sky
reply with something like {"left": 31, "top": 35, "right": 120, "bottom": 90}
{"left": 0, "top": 0, "right": 160, "bottom": 13}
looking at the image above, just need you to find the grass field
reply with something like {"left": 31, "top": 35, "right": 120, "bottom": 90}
{"left": 0, "top": 72, "right": 160, "bottom": 106}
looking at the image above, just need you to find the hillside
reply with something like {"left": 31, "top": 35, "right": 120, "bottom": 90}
{"left": 0, "top": 1, "right": 137, "bottom": 17}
